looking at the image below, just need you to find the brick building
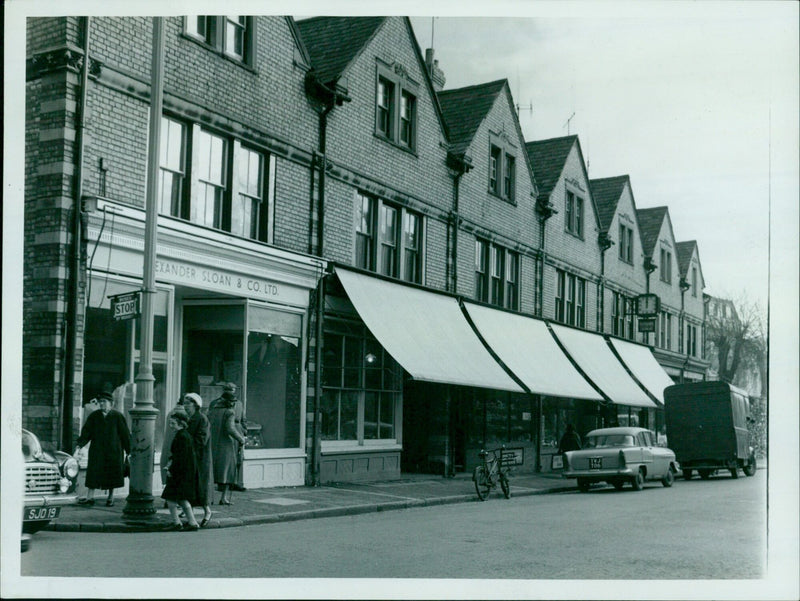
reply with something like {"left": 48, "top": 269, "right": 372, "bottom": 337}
{"left": 24, "top": 15, "right": 710, "bottom": 488}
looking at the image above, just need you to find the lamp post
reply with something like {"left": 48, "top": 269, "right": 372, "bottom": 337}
{"left": 123, "top": 17, "right": 164, "bottom": 518}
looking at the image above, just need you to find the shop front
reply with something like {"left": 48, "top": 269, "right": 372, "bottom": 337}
{"left": 83, "top": 198, "right": 325, "bottom": 490}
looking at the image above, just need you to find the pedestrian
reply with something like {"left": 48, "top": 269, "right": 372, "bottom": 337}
{"left": 182, "top": 392, "right": 214, "bottom": 526}
{"left": 74, "top": 391, "right": 131, "bottom": 507}
{"left": 210, "top": 383, "right": 247, "bottom": 492}
{"left": 160, "top": 403, "right": 188, "bottom": 505}
{"left": 558, "top": 423, "right": 582, "bottom": 454}
{"left": 208, "top": 386, "right": 247, "bottom": 505}
{"left": 161, "top": 411, "right": 201, "bottom": 531}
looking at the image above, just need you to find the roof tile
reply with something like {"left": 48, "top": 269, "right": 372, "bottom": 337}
{"left": 636, "top": 206, "right": 668, "bottom": 256}
{"left": 525, "top": 136, "right": 577, "bottom": 199}
{"left": 590, "top": 175, "right": 629, "bottom": 232}
{"left": 437, "top": 80, "right": 507, "bottom": 156}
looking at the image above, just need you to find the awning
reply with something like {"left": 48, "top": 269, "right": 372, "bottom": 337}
{"left": 335, "top": 269, "right": 523, "bottom": 392}
{"left": 608, "top": 338, "right": 674, "bottom": 405}
{"left": 463, "top": 302, "right": 603, "bottom": 400}
{"left": 549, "top": 324, "right": 657, "bottom": 408}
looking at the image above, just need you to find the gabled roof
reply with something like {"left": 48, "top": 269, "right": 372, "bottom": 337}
{"left": 636, "top": 206, "right": 669, "bottom": 257}
{"left": 590, "top": 175, "right": 629, "bottom": 232}
{"left": 295, "top": 16, "right": 386, "bottom": 86}
{"left": 675, "top": 240, "right": 698, "bottom": 277}
{"left": 525, "top": 135, "right": 577, "bottom": 200}
{"left": 437, "top": 79, "right": 507, "bottom": 157}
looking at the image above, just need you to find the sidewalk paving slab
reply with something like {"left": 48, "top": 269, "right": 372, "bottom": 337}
{"left": 46, "top": 471, "right": 576, "bottom": 533}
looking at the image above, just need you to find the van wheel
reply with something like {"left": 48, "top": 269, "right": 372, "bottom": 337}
{"left": 631, "top": 469, "right": 645, "bottom": 491}
{"left": 743, "top": 454, "right": 757, "bottom": 477}
{"left": 662, "top": 467, "right": 675, "bottom": 487}
{"left": 698, "top": 469, "right": 712, "bottom": 480}
{"left": 682, "top": 468, "right": 693, "bottom": 480}
{"left": 729, "top": 467, "right": 739, "bottom": 479}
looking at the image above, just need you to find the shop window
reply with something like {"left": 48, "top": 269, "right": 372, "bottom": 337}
{"left": 375, "top": 64, "right": 418, "bottom": 152}
{"left": 475, "top": 237, "right": 518, "bottom": 309}
{"left": 321, "top": 321, "right": 402, "bottom": 444}
{"left": 354, "top": 191, "right": 423, "bottom": 283}
{"left": 158, "top": 118, "right": 274, "bottom": 243}
{"left": 184, "top": 16, "right": 255, "bottom": 65}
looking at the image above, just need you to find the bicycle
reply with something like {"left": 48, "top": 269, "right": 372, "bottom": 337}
{"left": 473, "top": 447, "right": 512, "bottom": 501}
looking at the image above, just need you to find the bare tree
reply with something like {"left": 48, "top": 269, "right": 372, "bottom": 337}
{"left": 705, "top": 294, "right": 767, "bottom": 397}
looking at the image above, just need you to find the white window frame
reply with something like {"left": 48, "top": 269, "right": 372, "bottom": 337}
{"left": 184, "top": 16, "right": 255, "bottom": 66}
{"left": 488, "top": 134, "right": 516, "bottom": 202}
{"left": 375, "top": 63, "right": 419, "bottom": 152}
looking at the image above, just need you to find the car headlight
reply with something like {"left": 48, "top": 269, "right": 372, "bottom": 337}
{"left": 63, "top": 457, "right": 79, "bottom": 479}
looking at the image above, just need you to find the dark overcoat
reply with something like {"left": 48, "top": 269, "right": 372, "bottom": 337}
{"left": 77, "top": 409, "right": 131, "bottom": 490}
{"left": 161, "top": 429, "right": 199, "bottom": 503}
{"left": 187, "top": 411, "right": 214, "bottom": 506}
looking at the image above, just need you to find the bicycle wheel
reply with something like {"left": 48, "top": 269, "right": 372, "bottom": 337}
{"left": 499, "top": 472, "right": 511, "bottom": 499}
{"left": 473, "top": 465, "right": 490, "bottom": 501}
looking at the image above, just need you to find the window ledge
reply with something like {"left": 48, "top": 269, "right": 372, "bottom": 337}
{"left": 180, "top": 32, "right": 257, "bottom": 74}
{"left": 565, "top": 230, "right": 585, "bottom": 241}
{"left": 487, "top": 190, "right": 517, "bottom": 206}
{"left": 373, "top": 131, "right": 418, "bottom": 157}
{"left": 321, "top": 443, "right": 402, "bottom": 455}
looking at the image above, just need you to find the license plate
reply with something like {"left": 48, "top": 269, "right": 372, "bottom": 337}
{"left": 24, "top": 506, "right": 61, "bottom": 522}
{"left": 589, "top": 457, "right": 602, "bottom": 470}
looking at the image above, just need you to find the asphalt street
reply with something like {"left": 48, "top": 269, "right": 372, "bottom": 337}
{"left": 22, "top": 470, "right": 767, "bottom": 584}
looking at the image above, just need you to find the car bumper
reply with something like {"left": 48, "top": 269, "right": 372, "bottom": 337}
{"left": 563, "top": 468, "right": 635, "bottom": 480}
{"left": 24, "top": 493, "right": 79, "bottom": 508}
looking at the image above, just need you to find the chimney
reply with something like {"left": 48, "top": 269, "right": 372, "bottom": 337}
{"left": 425, "top": 48, "right": 446, "bottom": 92}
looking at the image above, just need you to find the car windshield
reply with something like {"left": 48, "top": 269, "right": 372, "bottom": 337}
{"left": 22, "top": 430, "right": 43, "bottom": 461}
{"left": 584, "top": 434, "right": 636, "bottom": 449}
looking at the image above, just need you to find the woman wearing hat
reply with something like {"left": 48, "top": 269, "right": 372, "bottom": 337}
{"left": 74, "top": 391, "right": 131, "bottom": 506}
{"left": 208, "top": 386, "right": 247, "bottom": 505}
{"left": 161, "top": 411, "right": 201, "bottom": 531}
{"left": 182, "top": 392, "right": 213, "bottom": 526}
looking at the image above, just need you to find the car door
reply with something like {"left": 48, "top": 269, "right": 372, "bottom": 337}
{"left": 637, "top": 432, "right": 655, "bottom": 477}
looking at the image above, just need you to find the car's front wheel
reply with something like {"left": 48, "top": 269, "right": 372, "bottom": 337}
{"left": 743, "top": 454, "right": 757, "bottom": 477}
{"left": 661, "top": 467, "right": 675, "bottom": 487}
{"left": 631, "top": 468, "right": 645, "bottom": 491}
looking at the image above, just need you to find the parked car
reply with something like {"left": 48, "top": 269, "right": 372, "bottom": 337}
{"left": 563, "top": 427, "right": 678, "bottom": 492}
{"left": 664, "top": 381, "right": 758, "bottom": 480}
{"left": 22, "top": 429, "right": 79, "bottom": 536}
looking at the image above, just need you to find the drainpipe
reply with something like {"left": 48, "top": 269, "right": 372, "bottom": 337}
{"left": 643, "top": 257, "right": 657, "bottom": 345}
{"left": 598, "top": 233, "right": 613, "bottom": 333}
{"left": 305, "top": 71, "right": 350, "bottom": 486}
{"left": 62, "top": 16, "right": 91, "bottom": 451}
{"left": 679, "top": 278, "right": 691, "bottom": 383}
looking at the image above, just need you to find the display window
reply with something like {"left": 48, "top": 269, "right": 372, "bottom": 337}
{"left": 181, "top": 301, "right": 303, "bottom": 450}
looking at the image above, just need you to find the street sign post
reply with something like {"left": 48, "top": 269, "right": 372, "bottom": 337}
{"left": 109, "top": 291, "right": 141, "bottom": 321}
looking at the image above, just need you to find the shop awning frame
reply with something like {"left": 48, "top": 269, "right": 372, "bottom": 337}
{"left": 606, "top": 337, "right": 674, "bottom": 406}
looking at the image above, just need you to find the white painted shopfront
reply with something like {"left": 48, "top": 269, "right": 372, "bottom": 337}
{"left": 82, "top": 197, "right": 325, "bottom": 490}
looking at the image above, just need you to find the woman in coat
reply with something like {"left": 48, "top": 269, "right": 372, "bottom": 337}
{"left": 182, "top": 392, "right": 213, "bottom": 526}
{"left": 160, "top": 403, "right": 188, "bottom": 498}
{"left": 161, "top": 411, "right": 201, "bottom": 531}
{"left": 208, "top": 392, "right": 247, "bottom": 505}
{"left": 74, "top": 391, "right": 131, "bottom": 506}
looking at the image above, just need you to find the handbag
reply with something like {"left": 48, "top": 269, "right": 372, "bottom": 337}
{"left": 123, "top": 455, "right": 130, "bottom": 478}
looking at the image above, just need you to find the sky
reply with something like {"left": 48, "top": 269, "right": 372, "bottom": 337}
{"left": 408, "top": 7, "right": 798, "bottom": 312}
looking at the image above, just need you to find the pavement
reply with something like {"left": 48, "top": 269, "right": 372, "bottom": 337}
{"left": 45, "top": 471, "right": 576, "bottom": 533}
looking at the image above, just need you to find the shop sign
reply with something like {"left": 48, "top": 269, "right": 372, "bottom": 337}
{"left": 637, "top": 317, "right": 656, "bottom": 333}
{"left": 109, "top": 291, "right": 141, "bottom": 321}
{"left": 635, "top": 293, "right": 660, "bottom": 316}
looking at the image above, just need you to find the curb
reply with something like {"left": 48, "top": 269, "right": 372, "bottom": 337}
{"left": 46, "top": 484, "right": 573, "bottom": 533}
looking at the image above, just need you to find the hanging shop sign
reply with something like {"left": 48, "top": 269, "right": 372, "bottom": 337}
{"left": 635, "top": 293, "right": 660, "bottom": 316}
{"left": 637, "top": 317, "right": 656, "bottom": 333}
{"left": 109, "top": 291, "right": 141, "bottom": 321}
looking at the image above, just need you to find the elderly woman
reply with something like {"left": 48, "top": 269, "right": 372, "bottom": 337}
{"left": 160, "top": 403, "right": 188, "bottom": 504}
{"left": 208, "top": 388, "right": 247, "bottom": 505}
{"left": 182, "top": 392, "right": 214, "bottom": 526}
{"left": 74, "top": 391, "right": 131, "bottom": 507}
{"left": 161, "top": 411, "right": 201, "bottom": 531}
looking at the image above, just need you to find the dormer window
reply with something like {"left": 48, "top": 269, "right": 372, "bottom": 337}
{"left": 565, "top": 191, "right": 584, "bottom": 238}
{"left": 660, "top": 246, "right": 672, "bottom": 284}
{"left": 488, "top": 134, "right": 516, "bottom": 202}
{"left": 375, "top": 63, "right": 418, "bottom": 152}
{"left": 618, "top": 224, "right": 633, "bottom": 263}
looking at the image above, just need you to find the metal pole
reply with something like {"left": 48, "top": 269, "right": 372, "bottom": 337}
{"left": 124, "top": 17, "right": 164, "bottom": 518}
